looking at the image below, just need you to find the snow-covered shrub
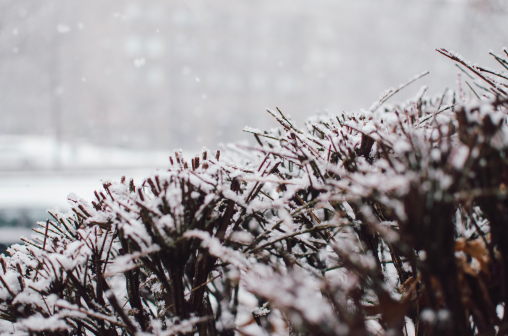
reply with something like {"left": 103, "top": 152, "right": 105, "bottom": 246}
{"left": 1, "top": 48, "right": 508, "bottom": 335}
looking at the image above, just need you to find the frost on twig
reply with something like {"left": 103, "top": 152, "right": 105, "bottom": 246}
{"left": 1, "top": 49, "right": 508, "bottom": 336}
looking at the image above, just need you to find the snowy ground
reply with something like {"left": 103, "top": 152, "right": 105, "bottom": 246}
{"left": 0, "top": 135, "right": 172, "bottom": 171}
{"left": 0, "top": 168, "right": 157, "bottom": 245}
{"left": 0, "top": 135, "right": 181, "bottom": 245}
{"left": 0, "top": 168, "right": 155, "bottom": 209}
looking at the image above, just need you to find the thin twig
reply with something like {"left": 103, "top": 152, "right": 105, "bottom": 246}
{"left": 371, "top": 71, "right": 430, "bottom": 113}
{"left": 54, "top": 303, "right": 128, "bottom": 329}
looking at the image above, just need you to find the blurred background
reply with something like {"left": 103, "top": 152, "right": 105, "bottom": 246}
{"left": 0, "top": 0, "right": 506, "bottom": 251}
